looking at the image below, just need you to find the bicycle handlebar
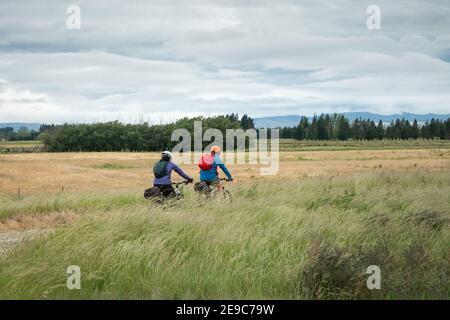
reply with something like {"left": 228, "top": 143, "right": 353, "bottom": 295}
{"left": 172, "top": 179, "right": 231, "bottom": 186}
{"left": 171, "top": 181, "right": 191, "bottom": 186}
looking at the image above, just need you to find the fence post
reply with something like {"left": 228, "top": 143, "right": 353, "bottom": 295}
{"left": 18, "top": 187, "right": 21, "bottom": 198}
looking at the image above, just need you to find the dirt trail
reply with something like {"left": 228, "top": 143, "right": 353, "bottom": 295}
{"left": 0, "top": 213, "right": 77, "bottom": 257}
{"left": 0, "top": 229, "right": 52, "bottom": 256}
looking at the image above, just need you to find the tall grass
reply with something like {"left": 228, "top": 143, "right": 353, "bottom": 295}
{"left": 0, "top": 191, "right": 145, "bottom": 220}
{"left": 0, "top": 171, "right": 448, "bottom": 299}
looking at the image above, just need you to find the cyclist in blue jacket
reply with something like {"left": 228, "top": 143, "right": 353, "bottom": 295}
{"left": 199, "top": 146, "right": 233, "bottom": 191}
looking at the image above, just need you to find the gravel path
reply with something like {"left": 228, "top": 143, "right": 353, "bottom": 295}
{"left": 0, "top": 229, "right": 52, "bottom": 256}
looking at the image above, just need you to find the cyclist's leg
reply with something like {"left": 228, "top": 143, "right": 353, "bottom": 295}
{"left": 160, "top": 184, "right": 176, "bottom": 198}
{"left": 206, "top": 178, "right": 222, "bottom": 193}
{"left": 214, "top": 178, "right": 223, "bottom": 192}
{"left": 200, "top": 180, "right": 216, "bottom": 197}
{"left": 195, "top": 181, "right": 209, "bottom": 193}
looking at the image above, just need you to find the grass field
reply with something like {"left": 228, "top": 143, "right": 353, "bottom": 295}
{"left": 0, "top": 143, "right": 449, "bottom": 299}
{"left": 0, "top": 140, "right": 44, "bottom": 154}
{"left": 1, "top": 144, "right": 449, "bottom": 196}
{"left": 1, "top": 138, "right": 450, "bottom": 154}
{"left": 279, "top": 139, "right": 450, "bottom": 151}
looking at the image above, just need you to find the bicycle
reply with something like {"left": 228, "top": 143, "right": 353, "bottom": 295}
{"left": 144, "top": 181, "right": 190, "bottom": 204}
{"left": 194, "top": 178, "right": 232, "bottom": 201}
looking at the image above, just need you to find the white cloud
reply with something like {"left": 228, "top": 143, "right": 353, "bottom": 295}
{"left": 0, "top": 0, "right": 449, "bottom": 123}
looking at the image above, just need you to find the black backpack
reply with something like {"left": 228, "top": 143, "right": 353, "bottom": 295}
{"left": 153, "top": 160, "right": 169, "bottom": 178}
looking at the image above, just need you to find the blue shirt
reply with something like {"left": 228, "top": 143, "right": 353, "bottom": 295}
{"left": 153, "top": 161, "right": 191, "bottom": 185}
{"left": 200, "top": 154, "right": 233, "bottom": 182}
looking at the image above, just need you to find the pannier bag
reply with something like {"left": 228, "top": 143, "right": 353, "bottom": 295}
{"left": 144, "top": 187, "right": 161, "bottom": 199}
{"left": 194, "top": 181, "right": 208, "bottom": 193}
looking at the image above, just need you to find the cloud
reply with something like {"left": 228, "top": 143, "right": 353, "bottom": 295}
{"left": 0, "top": 0, "right": 449, "bottom": 123}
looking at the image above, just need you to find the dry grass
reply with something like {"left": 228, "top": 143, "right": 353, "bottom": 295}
{"left": 1, "top": 149, "right": 449, "bottom": 196}
{"left": 0, "top": 141, "right": 43, "bottom": 148}
{"left": 0, "top": 212, "right": 78, "bottom": 232}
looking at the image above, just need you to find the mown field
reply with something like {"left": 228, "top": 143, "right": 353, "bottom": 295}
{"left": 0, "top": 142, "right": 449, "bottom": 299}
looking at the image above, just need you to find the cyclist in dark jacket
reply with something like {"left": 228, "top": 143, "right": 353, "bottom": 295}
{"left": 153, "top": 151, "right": 193, "bottom": 197}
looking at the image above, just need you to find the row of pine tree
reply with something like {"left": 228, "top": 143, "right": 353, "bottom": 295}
{"left": 279, "top": 114, "right": 450, "bottom": 140}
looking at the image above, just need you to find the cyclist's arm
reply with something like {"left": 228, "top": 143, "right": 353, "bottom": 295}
{"left": 173, "top": 164, "right": 192, "bottom": 181}
{"left": 218, "top": 163, "right": 233, "bottom": 180}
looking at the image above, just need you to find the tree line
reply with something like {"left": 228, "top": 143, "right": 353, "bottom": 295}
{"left": 2, "top": 112, "right": 449, "bottom": 151}
{"left": 38, "top": 114, "right": 256, "bottom": 152}
{"left": 279, "top": 114, "right": 450, "bottom": 140}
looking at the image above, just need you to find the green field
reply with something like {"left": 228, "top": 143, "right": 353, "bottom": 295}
{"left": 0, "top": 171, "right": 448, "bottom": 299}
{"left": 279, "top": 139, "right": 450, "bottom": 151}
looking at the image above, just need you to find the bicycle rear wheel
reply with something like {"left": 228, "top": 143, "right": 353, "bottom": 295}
{"left": 220, "top": 189, "right": 232, "bottom": 202}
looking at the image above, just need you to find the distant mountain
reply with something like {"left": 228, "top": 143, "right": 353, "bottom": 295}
{"left": 0, "top": 123, "right": 41, "bottom": 132}
{"left": 254, "top": 112, "right": 450, "bottom": 128}
{"left": 340, "top": 112, "right": 450, "bottom": 123}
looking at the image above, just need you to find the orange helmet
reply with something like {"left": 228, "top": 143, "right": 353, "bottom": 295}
{"left": 210, "top": 145, "right": 221, "bottom": 154}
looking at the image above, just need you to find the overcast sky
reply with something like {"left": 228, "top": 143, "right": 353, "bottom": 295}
{"left": 0, "top": 0, "right": 449, "bottom": 123}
